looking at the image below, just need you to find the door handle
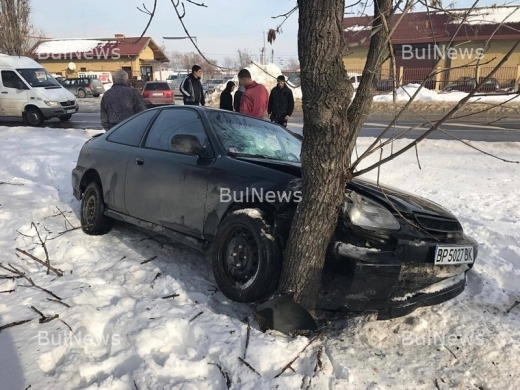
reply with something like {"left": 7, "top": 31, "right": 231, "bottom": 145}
{"left": 135, "top": 157, "right": 144, "bottom": 166}
{"left": 1, "top": 91, "right": 7, "bottom": 94}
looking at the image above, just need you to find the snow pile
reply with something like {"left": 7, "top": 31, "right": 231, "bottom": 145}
{"left": 374, "top": 84, "right": 440, "bottom": 102}
{"left": 0, "top": 126, "right": 519, "bottom": 389}
{"left": 206, "top": 62, "right": 302, "bottom": 107}
{"left": 374, "top": 83, "right": 520, "bottom": 104}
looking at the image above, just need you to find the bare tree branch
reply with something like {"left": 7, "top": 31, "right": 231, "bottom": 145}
{"left": 15, "top": 248, "right": 63, "bottom": 277}
{"left": 0, "top": 263, "right": 62, "bottom": 300}
{"left": 134, "top": 0, "right": 157, "bottom": 44}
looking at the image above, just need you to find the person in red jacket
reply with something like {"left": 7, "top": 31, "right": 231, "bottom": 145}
{"left": 238, "top": 69, "right": 269, "bottom": 118}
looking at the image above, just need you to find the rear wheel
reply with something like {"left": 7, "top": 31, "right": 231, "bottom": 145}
{"left": 81, "top": 182, "right": 113, "bottom": 235}
{"left": 24, "top": 107, "right": 44, "bottom": 127}
{"left": 212, "top": 209, "right": 282, "bottom": 303}
{"left": 77, "top": 89, "right": 87, "bottom": 98}
{"left": 59, "top": 114, "right": 72, "bottom": 121}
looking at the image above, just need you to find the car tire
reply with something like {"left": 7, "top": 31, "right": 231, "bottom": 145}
{"left": 78, "top": 89, "right": 87, "bottom": 98}
{"left": 59, "top": 114, "right": 72, "bottom": 121}
{"left": 24, "top": 107, "right": 44, "bottom": 127}
{"left": 212, "top": 209, "right": 282, "bottom": 303}
{"left": 81, "top": 182, "right": 113, "bottom": 235}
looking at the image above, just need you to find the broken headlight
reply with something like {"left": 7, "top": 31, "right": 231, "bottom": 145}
{"left": 343, "top": 191, "right": 400, "bottom": 230}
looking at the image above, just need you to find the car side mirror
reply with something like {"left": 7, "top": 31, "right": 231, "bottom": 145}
{"left": 171, "top": 134, "right": 204, "bottom": 156}
{"left": 17, "top": 81, "right": 27, "bottom": 90}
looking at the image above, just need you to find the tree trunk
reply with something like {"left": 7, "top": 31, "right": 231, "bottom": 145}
{"left": 277, "top": 0, "right": 353, "bottom": 313}
{"left": 278, "top": 0, "right": 392, "bottom": 314}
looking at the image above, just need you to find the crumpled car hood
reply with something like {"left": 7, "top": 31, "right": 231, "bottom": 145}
{"left": 237, "top": 157, "right": 455, "bottom": 218}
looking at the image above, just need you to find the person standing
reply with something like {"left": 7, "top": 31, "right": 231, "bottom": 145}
{"left": 219, "top": 81, "right": 235, "bottom": 111}
{"left": 100, "top": 70, "right": 146, "bottom": 131}
{"left": 268, "top": 75, "right": 295, "bottom": 127}
{"left": 237, "top": 69, "right": 269, "bottom": 118}
{"left": 180, "top": 65, "right": 205, "bottom": 106}
{"left": 234, "top": 84, "right": 245, "bottom": 112}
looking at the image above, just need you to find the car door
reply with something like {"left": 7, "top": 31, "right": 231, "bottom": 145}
{"left": 101, "top": 109, "right": 159, "bottom": 214}
{"left": 124, "top": 107, "right": 213, "bottom": 238}
{"left": 0, "top": 70, "right": 29, "bottom": 117}
{"left": 61, "top": 79, "right": 72, "bottom": 94}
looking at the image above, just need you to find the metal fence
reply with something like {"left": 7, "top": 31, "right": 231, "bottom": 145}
{"left": 345, "top": 65, "right": 519, "bottom": 91}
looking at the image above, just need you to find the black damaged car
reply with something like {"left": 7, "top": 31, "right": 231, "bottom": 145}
{"left": 72, "top": 106, "right": 478, "bottom": 319}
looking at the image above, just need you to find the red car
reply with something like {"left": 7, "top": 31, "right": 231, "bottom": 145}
{"left": 142, "top": 81, "right": 175, "bottom": 108}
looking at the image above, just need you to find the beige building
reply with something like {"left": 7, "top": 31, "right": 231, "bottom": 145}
{"left": 30, "top": 35, "right": 169, "bottom": 83}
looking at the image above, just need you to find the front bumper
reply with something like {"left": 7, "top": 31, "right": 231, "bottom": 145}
{"left": 40, "top": 104, "right": 79, "bottom": 119}
{"left": 319, "top": 237, "right": 477, "bottom": 320}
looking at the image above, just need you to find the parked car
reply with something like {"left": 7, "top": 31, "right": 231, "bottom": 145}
{"left": 166, "top": 73, "right": 188, "bottom": 98}
{"left": 442, "top": 77, "right": 500, "bottom": 93}
{"left": 141, "top": 81, "right": 175, "bottom": 108}
{"left": 60, "top": 77, "right": 105, "bottom": 98}
{"left": 72, "top": 106, "right": 478, "bottom": 320}
{"left": 0, "top": 54, "right": 78, "bottom": 126}
{"left": 204, "top": 79, "right": 225, "bottom": 97}
{"left": 500, "top": 79, "right": 518, "bottom": 92}
{"left": 376, "top": 79, "right": 396, "bottom": 92}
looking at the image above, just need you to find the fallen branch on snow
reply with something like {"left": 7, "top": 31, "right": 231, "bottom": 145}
{"left": 238, "top": 356, "right": 260, "bottom": 376}
{"left": 208, "top": 362, "right": 232, "bottom": 388}
{"left": 0, "top": 263, "right": 62, "bottom": 301}
{"left": 0, "top": 318, "right": 33, "bottom": 333}
{"left": 30, "top": 223, "right": 52, "bottom": 275}
{"left": 141, "top": 255, "right": 157, "bottom": 265}
{"left": 189, "top": 311, "right": 204, "bottom": 323}
{"left": 274, "top": 335, "right": 321, "bottom": 378}
{"left": 15, "top": 248, "right": 63, "bottom": 277}
{"left": 30, "top": 306, "right": 59, "bottom": 324}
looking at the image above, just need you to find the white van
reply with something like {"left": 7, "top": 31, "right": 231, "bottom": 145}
{"left": 0, "top": 54, "right": 78, "bottom": 126}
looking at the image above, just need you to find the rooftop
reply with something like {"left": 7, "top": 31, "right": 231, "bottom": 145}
{"left": 343, "top": 5, "right": 520, "bottom": 46}
{"left": 30, "top": 36, "right": 169, "bottom": 62}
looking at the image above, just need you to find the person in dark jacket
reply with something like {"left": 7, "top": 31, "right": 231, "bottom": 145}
{"left": 219, "top": 81, "right": 235, "bottom": 111}
{"left": 234, "top": 84, "right": 245, "bottom": 112}
{"left": 268, "top": 75, "right": 295, "bottom": 127}
{"left": 180, "top": 65, "right": 205, "bottom": 106}
{"left": 100, "top": 70, "right": 146, "bottom": 131}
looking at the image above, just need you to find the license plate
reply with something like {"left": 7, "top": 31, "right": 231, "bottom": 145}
{"left": 66, "top": 109, "right": 75, "bottom": 113}
{"left": 152, "top": 92, "right": 163, "bottom": 96}
{"left": 434, "top": 246, "right": 474, "bottom": 265}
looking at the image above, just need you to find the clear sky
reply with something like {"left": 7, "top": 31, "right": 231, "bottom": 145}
{"left": 31, "top": 0, "right": 517, "bottom": 68}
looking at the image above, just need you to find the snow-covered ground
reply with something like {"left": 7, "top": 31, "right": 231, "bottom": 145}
{"left": 0, "top": 126, "right": 519, "bottom": 390}
{"left": 373, "top": 84, "right": 520, "bottom": 103}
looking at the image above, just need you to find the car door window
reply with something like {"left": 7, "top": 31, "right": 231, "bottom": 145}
{"left": 107, "top": 110, "right": 157, "bottom": 146}
{"left": 1, "top": 71, "right": 26, "bottom": 89}
{"left": 62, "top": 80, "right": 70, "bottom": 86}
{"left": 144, "top": 109, "right": 208, "bottom": 153}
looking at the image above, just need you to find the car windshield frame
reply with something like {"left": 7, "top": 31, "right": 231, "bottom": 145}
{"left": 16, "top": 68, "right": 61, "bottom": 88}
{"left": 206, "top": 109, "right": 302, "bottom": 163}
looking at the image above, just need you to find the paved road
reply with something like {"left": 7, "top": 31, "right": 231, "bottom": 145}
{"left": 287, "top": 115, "right": 520, "bottom": 142}
{"left": 1, "top": 111, "right": 520, "bottom": 142}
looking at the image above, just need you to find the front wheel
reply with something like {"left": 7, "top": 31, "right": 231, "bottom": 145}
{"left": 77, "top": 89, "right": 87, "bottom": 98}
{"left": 212, "top": 209, "right": 282, "bottom": 303}
{"left": 59, "top": 114, "right": 72, "bottom": 121}
{"left": 24, "top": 107, "right": 44, "bottom": 126}
{"left": 81, "top": 182, "right": 113, "bottom": 235}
